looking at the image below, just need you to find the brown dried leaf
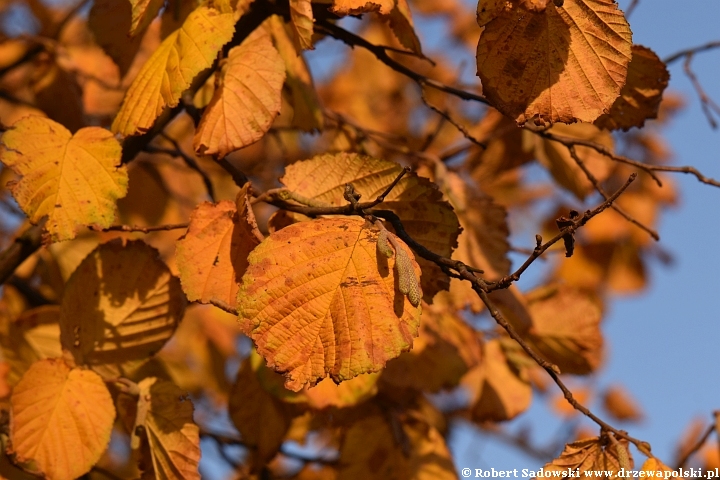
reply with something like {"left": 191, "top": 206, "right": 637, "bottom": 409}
{"left": 602, "top": 385, "right": 643, "bottom": 422}
{"left": 89, "top": 0, "right": 144, "bottom": 76}
{"left": 596, "top": 45, "right": 670, "bottom": 131}
{"left": 539, "top": 436, "right": 633, "bottom": 479}
{"left": 477, "top": 0, "right": 632, "bottom": 126}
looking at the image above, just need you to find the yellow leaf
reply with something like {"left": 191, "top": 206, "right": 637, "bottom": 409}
{"left": 89, "top": 0, "right": 145, "bottom": 76}
{"left": 476, "top": 0, "right": 632, "bottom": 126}
{"left": 595, "top": 45, "right": 670, "bottom": 131}
{"left": 238, "top": 217, "right": 422, "bottom": 391}
{"left": 267, "top": 16, "right": 324, "bottom": 131}
{"left": 290, "top": 0, "right": 314, "bottom": 50}
{"left": 464, "top": 339, "right": 532, "bottom": 422}
{"left": 129, "top": 0, "right": 164, "bottom": 36}
{"left": 304, "top": 373, "right": 379, "bottom": 409}
{"left": 279, "top": 152, "right": 460, "bottom": 301}
{"left": 194, "top": 26, "right": 285, "bottom": 157}
{"left": 527, "top": 284, "right": 603, "bottom": 374}
{"left": 339, "top": 409, "right": 457, "bottom": 479}
{"left": 539, "top": 436, "right": 633, "bottom": 479}
{"left": 1, "top": 116, "right": 127, "bottom": 242}
{"left": 176, "top": 185, "right": 262, "bottom": 307}
{"left": 0, "top": 305, "right": 61, "bottom": 387}
{"left": 10, "top": 358, "right": 114, "bottom": 480}
{"left": 640, "top": 459, "right": 674, "bottom": 477}
{"left": 112, "top": 6, "right": 236, "bottom": 135}
{"left": 229, "top": 355, "right": 298, "bottom": 470}
{"left": 134, "top": 378, "right": 201, "bottom": 479}
{"left": 60, "top": 240, "right": 186, "bottom": 377}
{"left": 534, "top": 122, "right": 613, "bottom": 200}
{"left": 331, "top": 0, "right": 422, "bottom": 54}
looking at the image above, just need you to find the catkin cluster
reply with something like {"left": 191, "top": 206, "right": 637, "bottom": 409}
{"left": 377, "top": 229, "right": 421, "bottom": 307}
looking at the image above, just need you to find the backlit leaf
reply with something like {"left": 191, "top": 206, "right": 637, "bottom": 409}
{"left": 279, "top": 153, "right": 460, "bottom": 300}
{"left": 0, "top": 116, "right": 127, "bottom": 242}
{"left": 290, "top": 0, "right": 314, "bottom": 50}
{"left": 527, "top": 284, "right": 603, "bottom": 374}
{"left": 238, "top": 217, "right": 422, "bottom": 391}
{"left": 464, "top": 339, "right": 532, "bottom": 422}
{"left": 60, "top": 240, "right": 186, "bottom": 377}
{"left": 176, "top": 185, "right": 262, "bottom": 308}
{"left": 602, "top": 385, "right": 643, "bottom": 422}
{"left": 112, "top": 6, "right": 235, "bottom": 135}
{"left": 134, "top": 377, "right": 201, "bottom": 479}
{"left": 10, "top": 358, "right": 114, "bottom": 480}
{"left": 339, "top": 410, "right": 456, "bottom": 479}
{"left": 89, "top": 0, "right": 144, "bottom": 76}
{"left": 476, "top": 0, "right": 632, "bottom": 126}
{"left": 539, "top": 436, "right": 633, "bottom": 479}
{"left": 595, "top": 45, "right": 670, "bottom": 131}
{"left": 194, "top": 26, "right": 285, "bottom": 157}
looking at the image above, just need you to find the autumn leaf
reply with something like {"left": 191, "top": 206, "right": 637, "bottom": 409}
{"left": 112, "top": 6, "right": 236, "bottom": 135}
{"left": 176, "top": 185, "right": 262, "bottom": 308}
{"left": 539, "top": 435, "right": 633, "bottom": 479}
{"left": 602, "top": 385, "right": 643, "bottom": 422}
{"left": 129, "top": 0, "right": 164, "bottom": 36}
{"left": 331, "top": 0, "right": 422, "bottom": 54}
{"left": 279, "top": 152, "right": 460, "bottom": 300}
{"left": 464, "top": 339, "right": 532, "bottom": 422}
{"left": 290, "top": 0, "right": 314, "bottom": 50}
{"left": 640, "top": 459, "right": 674, "bottom": 477}
{"left": 304, "top": 373, "right": 380, "bottom": 409}
{"left": 194, "top": 26, "right": 285, "bottom": 157}
{"left": 237, "top": 217, "right": 422, "bottom": 391}
{"left": 268, "top": 16, "right": 324, "bottom": 131}
{"left": 382, "top": 304, "right": 481, "bottom": 392}
{"left": 527, "top": 284, "right": 603, "bottom": 375}
{"left": 89, "top": 0, "right": 145, "bottom": 76}
{"left": 595, "top": 45, "right": 670, "bottom": 131}
{"left": 10, "top": 358, "right": 115, "bottom": 480}
{"left": 476, "top": 0, "right": 632, "bottom": 126}
{"left": 0, "top": 116, "right": 127, "bottom": 242}
{"left": 339, "top": 409, "right": 457, "bottom": 479}
{"left": 0, "top": 305, "right": 61, "bottom": 387}
{"left": 60, "top": 240, "right": 186, "bottom": 377}
{"left": 134, "top": 377, "right": 201, "bottom": 479}
{"left": 229, "top": 354, "right": 299, "bottom": 470}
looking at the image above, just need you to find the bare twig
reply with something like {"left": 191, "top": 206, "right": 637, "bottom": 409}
{"left": 152, "top": 132, "right": 215, "bottom": 200}
{"left": 420, "top": 89, "right": 487, "bottom": 149}
{"left": 683, "top": 54, "right": 720, "bottom": 129}
{"left": 89, "top": 223, "right": 189, "bottom": 234}
{"left": 665, "top": 40, "right": 720, "bottom": 65}
{"left": 625, "top": 0, "right": 640, "bottom": 18}
{"left": 0, "top": 225, "right": 43, "bottom": 285}
{"left": 566, "top": 144, "right": 659, "bottom": 240}
{"left": 675, "top": 415, "right": 717, "bottom": 469}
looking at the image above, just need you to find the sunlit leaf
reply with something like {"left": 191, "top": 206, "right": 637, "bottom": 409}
{"left": 602, "top": 384, "right": 643, "bottom": 422}
{"left": 60, "top": 240, "right": 186, "bottom": 377}
{"left": 194, "top": 26, "right": 285, "bottom": 157}
{"left": 595, "top": 45, "right": 670, "bottom": 131}
{"left": 129, "top": 0, "right": 164, "bottom": 36}
{"left": 476, "top": 0, "right": 632, "bottom": 125}
{"left": 10, "top": 358, "right": 114, "bottom": 480}
{"left": 280, "top": 152, "right": 460, "bottom": 301}
{"left": 290, "top": 0, "right": 314, "bottom": 50}
{"left": 238, "top": 217, "right": 422, "bottom": 391}
{"left": 539, "top": 436, "right": 633, "bottom": 479}
{"left": 176, "top": 185, "right": 262, "bottom": 308}
{"left": 134, "top": 377, "right": 201, "bottom": 479}
{"left": 112, "top": 6, "right": 235, "bottom": 135}
{"left": 0, "top": 116, "right": 127, "bottom": 242}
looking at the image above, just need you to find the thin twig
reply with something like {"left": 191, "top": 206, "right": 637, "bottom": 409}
{"left": 420, "top": 89, "right": 487, "bottom": 149}
{"left": 675, "top": 416, "right": 717, "bottom": 469}
{"left": 625, "top": 0, "right": 639, "bottom": 18}
{"left": 89, "top": 223, "right": 188, "bottom": 234}
{"left": 665, "top": 40, "right": 720, "bottom": 65}
{"left": 153, "top": 132, "right": 215, "bottom": 200}
{"left": 566, "top": 144, "right": 659, "bottom": 240}
{"left": 0, "top": 224, "right": 43, "bottom": 285}
{"left": 683, "top": 54, "right": 720, "bottom": 129}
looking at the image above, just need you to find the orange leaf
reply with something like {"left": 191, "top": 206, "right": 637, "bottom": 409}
{"left": 289, "top": 0, "right": 314, "bottom": 50}
{"left": 129, "top": 0, "right": 164, "bottom": 36}
{"left": 539, "top": 436, "right": 633, "bottom": 478}
{"left": 89, "top": 0, "right": 145, "bottom": 76}
{"left": 10, "top": 358, "right": 114, "bottom": 480}
{"left": 176, "top": 185, "right": 262, "bottom": 307}
{"left": 134, "top": 378, "right": 201, "bottom": 479}
{"left": 527, "top": 284, "right": 603, "bottom": 374}
{"left": 238, "top": 217, "right": 422, "bottom": 391}
{"left": 477, "top": 0, "right": 632, "bottom": 126}
{"left": 1, "top": 116, "right": 127, "bottom": 242}
{"left": 112, "top": 6, "right": 235, "bottom": 135}
{"left": 60, "top": 240, "right": 186, "bottom": 377}
{"left": 194, "top": 26, "right": 285, "bottom": 157}
{"left": 280, "top": 152, "right": 460, "bottom": 301}
{"left": 602, "top": 385, "right": 643, "bottom": 422}
{"left": 595, "top": 45, "right": 670, "bottom": 131}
